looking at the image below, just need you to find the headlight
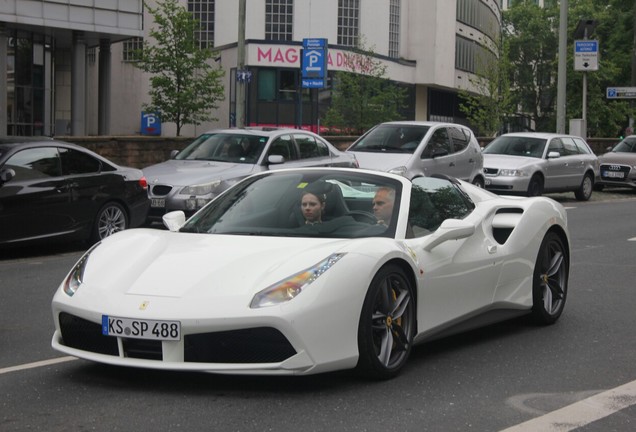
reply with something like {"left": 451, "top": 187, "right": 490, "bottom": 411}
{"left": 63, "top": 243, "right": 100, "bottom": 297}
{"left": 388, "top": 166, "right": 407, "bottom": 176}
{"left": 498, "top": 169, "right": 527, "bottom": 177}
{"left": 179, "top": 180, "right": 221, "bottom": 196}
{"left": 250, "top": 253, "right": 346, "bottom": 308}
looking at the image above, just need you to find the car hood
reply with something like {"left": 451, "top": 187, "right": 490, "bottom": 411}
{"left": 79, "top": 229, "right": 354, "bottom": 300}
{"left": 483, "top": 154, "right": 540, "bottom": 169}
{"left": 143, "top": 160, "right": 257, "bottom": 186}
{"left": 598, "top": 152, "right": 636, "bottom": 165}
{"left": 346, "top": 151, "right": 411, "bottom": 171}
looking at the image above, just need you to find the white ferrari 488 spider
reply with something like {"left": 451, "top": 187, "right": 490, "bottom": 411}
{"left": 52, "top": 168, "right": 569, "bottom": 379}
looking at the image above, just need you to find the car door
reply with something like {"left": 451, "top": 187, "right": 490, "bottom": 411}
{"left": 448, "top": 126, "right": 477, "bottom": 181}
{"left": 0, "top": 146, "right": 71, "bottom": 243}
{"left": 417, "top": 127, "right": 459, "bottom": 178}
{"left": 292, "top": 133, "right": 334, "bottom": 167}
{"left": 405, "top": 177, "right": 502, "bottom": 332}
{"left": 544, "top": 137, "right": 571, "bottom": 190}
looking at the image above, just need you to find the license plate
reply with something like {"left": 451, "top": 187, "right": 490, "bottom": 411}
{"left": 484, "top": 178, "right": 491, "bottom": 186}
{"left": 602, "top": 171, "right": 624, "bottom": 178}
{"left": 102, "top": 316, "right": 181, "bottom": 341}
{"left": 151, "top": 198, "right": 166, "bottom": 208}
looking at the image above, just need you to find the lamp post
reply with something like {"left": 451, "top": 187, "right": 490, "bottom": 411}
{"left": 556, "top": 0, "right": 568, "bottom": 134}
{"left": 236, "top": 0, "right": 246, "bottom": 128}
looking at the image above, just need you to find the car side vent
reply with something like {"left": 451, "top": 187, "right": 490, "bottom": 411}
{"left": 492, "top": 208, "right": 524, "bottom": 245}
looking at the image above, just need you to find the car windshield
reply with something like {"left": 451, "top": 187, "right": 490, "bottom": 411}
{"left": 612, "top": 137, "right": 636, "bottom": 153}
{"left": 179, "top": 170, "right": 403, "bottom": 239}
{"left": 483, "top": 136, "right": 546, "bottom": 158}
{"left": 175, "top": 133, "right": 267, "bottom": 163}
{"left": 348, "top": 125, "right": 429, "bottom": 154}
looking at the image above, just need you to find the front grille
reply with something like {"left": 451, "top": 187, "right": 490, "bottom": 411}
{"left": 184, "top": 327, "right": 296, "bottom": 363}
{"left": 58, "top": 312, "right": 118, "bottom": 356}
{"left": 123, "top": 338, "right": 162, "bottom": 360}
{"left": 600, "top": 164, "right": 630, "bottom": 181}
{"left": 151, "top": 184, "right": 172, "bottom": 196}
{"left": 484, "top": 168, "right": 498, "bottom": 175}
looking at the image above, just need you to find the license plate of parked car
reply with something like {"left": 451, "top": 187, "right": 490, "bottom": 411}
{"left": 151, "top": 198, "right": 165, "bottom": 208}
{"left": 102, "top": 315, "right": 181, "bottom": 340}
{"left": 602, "top": 171, "right": 624, "bottom": 178}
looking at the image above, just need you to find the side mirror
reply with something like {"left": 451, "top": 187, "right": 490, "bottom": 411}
{"left": 0, "top": 168, "right": 16, "bottom": 185}
{"left": 421, "top": 218, "right": 475, "bottom": 252}
{"left": 170, "top": 149, "right": 180, "bottom": 159}
{"left": 267, "top": 155, "right": 285, "bottom": 165}
{"left": 162, "top": 211, "right": 186, "bottom": 231}
{"left": 547, "top": 151, "right": 561, "bottom": 159}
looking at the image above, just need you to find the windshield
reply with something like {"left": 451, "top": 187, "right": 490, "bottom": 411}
{"left": 348, "top": 124, "right": 429, "bottom": 154}
{"left": 483, "top": 136, "right": 546, "bottom": 158}
{"left": 612, "top": 137, "right": 636, "bottom": 153}
{"left": 175, "top": 133, "right": 267, "bottom": 163}
{"left": 180, "top": 170, "right": 403, "bottom": 239}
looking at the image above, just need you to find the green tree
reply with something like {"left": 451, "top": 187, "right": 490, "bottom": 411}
{"left": 323, "top": 44, "right": 407, "bottom": 135}
{"left": 503, "top": 1, "right": 560, "bottom": 132}
{"left": 133, "top": 0, "right": 224, "bottom": 136}
{"left": 459, "top": 38, "right": 514, "bottom": 136}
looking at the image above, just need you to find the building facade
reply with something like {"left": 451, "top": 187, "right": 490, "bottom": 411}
{"left": 1, "top": 0, "right": 502, "bottom": 137}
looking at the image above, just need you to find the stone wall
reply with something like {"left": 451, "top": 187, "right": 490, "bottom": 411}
{"left": 59, "top": 135, "right": 620, "bottom": 169}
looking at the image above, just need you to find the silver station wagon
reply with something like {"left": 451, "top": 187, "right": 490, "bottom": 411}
{"left": 143, "top": 128, "right": 358, "bottom": 223}
{"left": 483, "top": 132, "right": 599, "bottom": 200}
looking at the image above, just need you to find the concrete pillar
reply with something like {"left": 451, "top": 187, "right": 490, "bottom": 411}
{"left": 98, "top": 38, "right": 111, "bottom": 135}
{"left": 71, "top": 31, "right": 86, "bottom": 136}
{"left": 0, "top": 26, "right": 8, "bottom": 137}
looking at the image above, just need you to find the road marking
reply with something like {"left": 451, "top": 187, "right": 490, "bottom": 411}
{"left": 628, "top": 237, "right": 636, "bottom": 241}
{"left": 0, "top": 356, "right": 77, "bottom": 375}
{"left": 500, "top": 379, "right": 636, "bottom": 431}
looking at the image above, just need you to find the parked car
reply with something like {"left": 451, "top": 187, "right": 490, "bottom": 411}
{"left": 142, "top": 128, "right": 358, "bottom": 222}
{"left": 0, "top": 137, "right": 149, "bottom": 247}
{"left": 595, "top": 135, "right": 636, "bottom": 190}
{"left": 482, "top": 132, "right": 599, "bottom": 200}
{"left": 52, "top": 167, "right": 569, "bottom": 379}
{"left": 345, "top": 121, "right": 485, "bottom": 186}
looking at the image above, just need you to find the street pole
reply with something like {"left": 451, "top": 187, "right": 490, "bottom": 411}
{"left": 236, "top": 0, "right": 246, "bottom": 128}
{"left": 556, "top": 0, "right": 568, "bottom": 134}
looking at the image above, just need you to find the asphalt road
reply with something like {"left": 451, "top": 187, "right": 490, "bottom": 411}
{"left": 1, "top": 189, "right": 635, "bottom": 431}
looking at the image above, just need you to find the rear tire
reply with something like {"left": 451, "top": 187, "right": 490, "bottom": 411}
{"left": 574, "top": 174, "right": 593, "bottom": 201}
{"left": 531, "top": 232, "right": 568, "bottom": 325}
{"left": 92, "top": 202, "right": 128, "bottom": 242}
{"left": 357, "top": 264, "right": 415, "bottom": 380}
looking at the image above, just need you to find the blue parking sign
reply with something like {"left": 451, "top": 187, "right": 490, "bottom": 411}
{"left": 141, "top": 112, "right": 161, "bottom": 136}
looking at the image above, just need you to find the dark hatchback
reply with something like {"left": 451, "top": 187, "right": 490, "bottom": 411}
{"left": 0, "top": 137, "right": 149, "bottom": 248}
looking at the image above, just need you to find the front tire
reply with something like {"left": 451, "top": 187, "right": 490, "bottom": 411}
{"left": 357, "top": 264, "right": 415, "bottom": 379}
{"left": 531, "top": 232, "right": 568, "bottom": 325}
{"left": 472, "top": 176, "right": 485, "bottom": 188}
{"left": 527, "top": 175, "right": 544, "bottom": 197}
{"left": 92, "top": 202, "right": 128, "bottom": 242}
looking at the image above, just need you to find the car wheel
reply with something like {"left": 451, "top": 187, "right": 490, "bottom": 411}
{"left": 531, "top": 231, "right": 568, "bottom": 325}
{"left": 527, "top": 175, "right": 544, "bottom": 197}
{"left": 93, "top": 202, "right": 128, "bottom": 241}
{"left": 472, "top": 176, "right": 485, "bottom": 188}
{"left": 357, "top": 264, "right": 415, "bottom": 379}
{"left": 574, "top": 174, "right": 593, "bottom": 201}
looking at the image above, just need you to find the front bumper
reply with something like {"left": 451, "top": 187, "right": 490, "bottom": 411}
{"left": 484, "top": 175, "right": 531, "bottom": 193}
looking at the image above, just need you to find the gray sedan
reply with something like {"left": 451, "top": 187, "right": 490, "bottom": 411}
{"left": 143, "top": 128, "right": 358, "bottom": 222}
{"left": 595, "top": 135, "right": 636, "bottom": 190}
{"left": 483, "top": 132, "right": 599, "bottom": 200}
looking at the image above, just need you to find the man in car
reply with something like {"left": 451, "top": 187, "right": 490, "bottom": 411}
{"left": 373, "top": 186, "right": 395, "bottom": 226}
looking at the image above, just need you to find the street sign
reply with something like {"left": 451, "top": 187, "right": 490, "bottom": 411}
{"left": 141, "top": 112, "right": 161, "bottom": 136}
{"left": 606, "top": 87, "right": 636, "bottom": 99}
{"left": 301, "top": 38, "right": 327, "bottom": 89}
{"left": 574, "top": 40, "right": 599, "bottom": 71}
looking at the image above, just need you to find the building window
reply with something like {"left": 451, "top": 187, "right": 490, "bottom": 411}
{"left": 122, "top": 37, "right": 143, "bottom": 62}
{"left": 265, "top": 0, "right": 294, "bottom": 41}
{"left": 188, "top": 0, "right": 215, "bottom": 48}
{"left": 457, "top": 0, "right": 501, "bottom": 43}
{"left": 455, "top": 36, "right": 497, "bottom": 74}
{"left": 338, "top": 0, "right": 359, "bottom": 47}
{"left": 389, "top": 0, "right": 400, "bottom": 58}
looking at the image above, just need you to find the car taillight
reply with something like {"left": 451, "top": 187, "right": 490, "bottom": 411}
{"left": 139, "top": 176, "right": 148, "bottom": 189}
